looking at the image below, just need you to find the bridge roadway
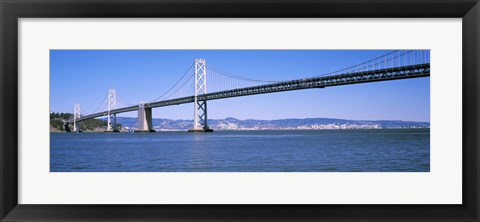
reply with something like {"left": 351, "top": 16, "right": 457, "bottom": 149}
{"left": 72, "top": 63, "right": 430, "bottom": 123}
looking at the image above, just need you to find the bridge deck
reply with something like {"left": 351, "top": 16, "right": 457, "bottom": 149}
{"left": 73, "top": 63, "right": 430, "bottom": 123}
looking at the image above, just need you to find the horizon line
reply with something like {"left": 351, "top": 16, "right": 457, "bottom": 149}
{"left": 107, "top": 116, "right": 431, "bottom": 123}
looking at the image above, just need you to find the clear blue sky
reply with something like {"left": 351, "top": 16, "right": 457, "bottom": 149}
{"left": 50, "top": 50, "right": 430, "bottom": 122}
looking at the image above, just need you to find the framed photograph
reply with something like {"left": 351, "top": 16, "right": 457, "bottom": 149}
{"left": 1, "top": 0, "right": 479, "bottom": 221}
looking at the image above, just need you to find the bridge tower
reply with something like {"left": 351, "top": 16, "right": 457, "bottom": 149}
{"left": 73, "top": 103, "right": 81, "bottom": 132}
{"left": 106, "top": 89, "right": 119, "bottom": 132}
{"left": 189, "top": 59, "right": 213, "bottom": 132}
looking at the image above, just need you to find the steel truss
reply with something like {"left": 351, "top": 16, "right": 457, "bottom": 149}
{"left": 193, "top": 59, "right": 210, "bottom": 130}
{"left": 73, "top": 104, "right": 81, "bottom": 132}
{"left": 107, "top": 89, "right": 117, "bottom": 131}
{"left": 202, "top": 64, "right": 430, "bottom": 100}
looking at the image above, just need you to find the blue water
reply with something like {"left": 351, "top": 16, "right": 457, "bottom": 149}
{"left": 50, "top": 129, "right": 430, "bottom": 172}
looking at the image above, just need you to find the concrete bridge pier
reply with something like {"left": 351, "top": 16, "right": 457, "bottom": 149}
{"left": 135, "top": 103, "right": 155, "bottom": 132}
{"left": 74, "top": 123, "right": 82, "bottom": 133}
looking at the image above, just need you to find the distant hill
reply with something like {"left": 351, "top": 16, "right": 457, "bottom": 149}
{"left": 112, "top": 117, "right": 429, "bottom": 131}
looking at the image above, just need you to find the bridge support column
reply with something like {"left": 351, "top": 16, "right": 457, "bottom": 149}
{"left": 105, "top": 89, "right": 120, "bottom": 132}
{"left": 188, "top": 59, "right": 213, "bottom": 132}
{"left": 135, "top": 103, "right": 155, "bottom": 132}
{"left": 105, "top": 113, "right": 119, "bottom": 132}
{"left": 74, "top": 122, "right": 82, "bottom": 133}
{"left": 71, "top": 104, "right": 82, "bottom": 133}
{"left": 188, "top": 100, "right": 213, "bottom": 132}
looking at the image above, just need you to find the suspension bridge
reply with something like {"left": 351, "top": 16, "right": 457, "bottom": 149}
{"left": 64, "top": 50, "right": 430, "bottom": 133}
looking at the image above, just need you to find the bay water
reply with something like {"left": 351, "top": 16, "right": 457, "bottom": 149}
{"left": 50, "top": 129, "right": 429, "bottom": 172}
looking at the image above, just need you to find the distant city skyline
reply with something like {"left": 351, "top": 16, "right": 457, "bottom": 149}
{"left": 50, "top": 50, "right": 430, "bottom": 122}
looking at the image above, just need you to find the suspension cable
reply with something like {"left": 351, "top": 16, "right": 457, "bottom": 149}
{"left": 149, "top": 63, "right": 194, "bottom": 102}
{"left": 164, "top": 74, "right": 195, "bottom": 100}
{"left": 207, "top": 64, "right": 280, "bottom": 83}
{"left": 314, "top": 50, "right": 400, "bottom": 77}
{"left": 91, "top": 91, "right": 108, "bottom": 114}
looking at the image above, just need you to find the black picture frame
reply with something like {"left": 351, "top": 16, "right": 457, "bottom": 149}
{"left": 1, "top": 0, "right": 479, "bottom": 221}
